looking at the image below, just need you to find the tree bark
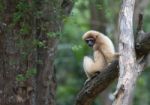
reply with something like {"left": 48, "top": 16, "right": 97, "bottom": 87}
{"left": 112, "top": 0, "right": 136, "bottom": 104}
{"left": 113, "top": 0, "right": 146, "bottom": 105}
{"left": 0, "top": 0, "right": 73, "bottom": 105}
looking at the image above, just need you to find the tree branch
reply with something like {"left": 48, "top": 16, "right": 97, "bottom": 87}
{"left": 75, "top": 60, "right": 118, "bottom": 105}
{"left": 75, "top": 20, "right": 150, "bottom": 105}
{"left": 113, "top": 0, "right": 137, "bottom": 104}
{"left": 136, "top": 14, "right": 143, "bottom": 33}
{"left": 135, "top": 14, "right": 150, "bottom": 57}
{"left": 136, "top": 32, "right": 150, "bottom": 57}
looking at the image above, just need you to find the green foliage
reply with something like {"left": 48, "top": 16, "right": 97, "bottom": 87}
{"left": 47, "top": 31, "right": 61, "bottom": 38}
{"left": 13, "top": 0, "right": 32, "bottom": 24}
{"left": 143, "top": 3, "right": 150, "bottom": 32}
{"left": 71, "top": 44, "right": 90, "bottom": 61}
{"left": 37, "top": 41, "right": 46, "bottom": 48}
{"left": 16, "top": 0, "right": 30, "bottom": 12}
{"left": 25, "top": 68, "right": 37, "bottom": 78}
{"left": 0, "top": 0, "right": 4, "bottom": 13}
{"left": 16, "top": 68, "right": 37, "bottom": 82}
{"left": 56, "top": 0, "right": 91, "bottom": 105}
{"left": 20, "top": 23, "right": 30, "bottom": 35}
{"left": 13, "top": 12, "right": 23, "bottom": 23}
{"left": 32, "top": 39, "right": 46, "bottom": 48}
{"left": 134, "top": 70, "right": 150, "bottom": 105}
{"left": 55, "top": 4, "right": 87, "bottom": 105}
{"left": 16, "top": 74, "right": 26, "bottom": 81}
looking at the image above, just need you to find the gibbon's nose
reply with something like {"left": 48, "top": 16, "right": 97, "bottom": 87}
{"left": 86, "top": 40, "right": 95, "bottom": 47}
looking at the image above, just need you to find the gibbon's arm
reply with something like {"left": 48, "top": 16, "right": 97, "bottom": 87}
{"left": 83, "top": 50, "right": 106, "bottom": 79}
{"left": 96, "top": 33, "right": 118, "bottom": 63}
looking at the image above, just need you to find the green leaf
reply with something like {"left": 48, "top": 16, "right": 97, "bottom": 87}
{"left": 20, "top": 24, "right": 30, "bottom": 35}
{"left": 25, "top": 68, "right": 37, "bottom": 79}
{"left": 13, "top": 12, "right": 23, "bottom": 23}
{"left": 16, "top": 74, "right": 26, "bottom": 81}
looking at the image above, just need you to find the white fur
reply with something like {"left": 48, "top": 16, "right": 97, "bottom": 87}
{"left": 83, "top": 56, "right": 94, "bottom": 74}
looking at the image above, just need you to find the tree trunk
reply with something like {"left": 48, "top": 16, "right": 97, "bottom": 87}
{"left": 0, "top": 0, "right": 73, "bottom": 105}
{"left": 113, "top": 0, "right": 145, "bottom": 105}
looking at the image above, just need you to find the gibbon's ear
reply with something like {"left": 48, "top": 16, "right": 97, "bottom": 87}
{"left": 85, "top": 37, "right": 95, "bottom": 47}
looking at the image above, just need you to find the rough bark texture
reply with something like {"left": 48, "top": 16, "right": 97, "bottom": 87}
{"left": 112, "top": 0, "right": 137, "bottom": 105}
{"left": 75, "top": 15, "right": 150, "bottom": 105}
{"left": 34, "top": 1, "right": 60, "bottom": 105}
{"left": 0, "top": 0, "right": 73, "bottom": 105}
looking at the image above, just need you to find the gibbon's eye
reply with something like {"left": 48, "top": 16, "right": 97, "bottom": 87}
{"left": 85, "top": 38, "right": 95, "bottom": 47}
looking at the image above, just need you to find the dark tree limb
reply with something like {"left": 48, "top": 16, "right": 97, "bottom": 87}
{"left": 75, "top": 15, "right": 150, "bottom": 105}
{"left": 136, "top": 14, "right": 143, "bottom": 33}
{"left": 135, "top": 14, "right": 150, "bottom": 57}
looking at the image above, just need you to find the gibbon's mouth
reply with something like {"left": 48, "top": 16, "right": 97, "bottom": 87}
{"left": 85, "top": 38, "right": 95, "bottom": 47}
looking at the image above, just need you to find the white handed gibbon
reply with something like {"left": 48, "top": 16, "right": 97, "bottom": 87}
{"left": 82, "top": 30, "right": 119, "bottom": 81}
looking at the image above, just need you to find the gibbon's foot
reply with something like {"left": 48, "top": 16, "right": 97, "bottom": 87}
{"left": 84, "top": 78, "right": 91, "bottom": 85}
{"left": 95, "top": 71, "right": 101, "bottom": 75}
{"left": 84, "top": 71, "right": 101, "bottom": 85}
{"left": 91, "top": 71, "right": 101, "bottom": 79}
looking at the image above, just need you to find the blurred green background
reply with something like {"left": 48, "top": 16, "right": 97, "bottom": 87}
{"left": 55, "top": 0, "right": 150, "bottom": 105}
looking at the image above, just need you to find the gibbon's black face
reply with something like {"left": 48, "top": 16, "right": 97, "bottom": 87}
{"left": 85, "top": 38, "right": 95, "bottom": 47}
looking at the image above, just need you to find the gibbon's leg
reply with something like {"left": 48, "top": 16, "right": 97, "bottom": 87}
{"left": 83, "top": 56, "right": 95, "bottom": 79}
{"left": 84, "top": 78, "right": 91, "bottom": 85}
{"left": 83, "top": 50, "right": 106, "bottom": 81}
